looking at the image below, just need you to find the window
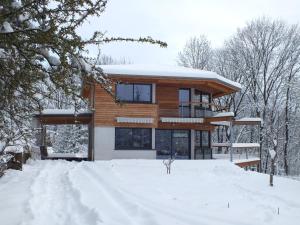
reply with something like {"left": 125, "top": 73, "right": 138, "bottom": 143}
{"left": 116, "top": 83, "right": 152, "bottom": 103}
{"left": 156, "top": 129, "right": 190, "bottom": 159}
{"left": 195, "top": 130, "right": 211, "bottom": 159}
{"left": 194, "top": 90, "right": 212, "bottom": 117}
{"left": 115, "top": 128, "right": 152, "bottom": 150}
{"left": 179, "top": 89, "right": 191, "bottom": 117}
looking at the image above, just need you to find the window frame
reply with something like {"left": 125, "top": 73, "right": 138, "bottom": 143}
{"left": 179, "top": 88, "right": 191, "bottom": 117}
{"left": 115, "top": 127, "right": 153, "bottom": 150}
{"left": 115, "top": 83, "right": 152, "bottom": 104}
{"left": 195, "top": 130, "right": 212, "bottom": 159}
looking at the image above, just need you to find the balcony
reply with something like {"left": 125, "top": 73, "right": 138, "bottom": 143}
{"left": 159, "top": 101, "right": 228, "bottom": 119}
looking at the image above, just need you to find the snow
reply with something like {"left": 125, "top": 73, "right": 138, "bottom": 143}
{"left": 37, "top": 108, "right": 91, "bottom": 115}
{"left": 1, "top": 21, "right": 14, "bottom": 33}
{"left": 231, "top": 143, "right": 260, "bottom": 148}
{"left": 100, "top": 64, "right": 242, "bottom": 90}
{"left": 38, "top": 49, "right": 61, "bottom": 66}
{"left": 4, "top": 145, "right": 23, "bottom": 153}
{"left": 213, "top": 112, "right": 235, "bottom": 117}
{"left": 11, "top": 1, "right": 22, "bottom": 9}
{"left": 47, "top": 153, "right": 87, "bottom": 158}
{"left": 0, "top": 154, "right": 13, "bottom": 164}
{"left": 234, "top": 157, "right": 260, "bottom": 164}
{"left": 269, "top": 149, "right": 277, "bottom": 159}
{"left": 1, "top": 160, "right": 300, "bottom": 225}
{"left": 235, "top": 117, "right": 262, "bottom": 122}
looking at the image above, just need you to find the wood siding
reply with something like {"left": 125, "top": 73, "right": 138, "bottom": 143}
{"left": 93, "top": 82, "right": 218, "bottom": 131}
{"left": 94, "top": 84, "right": 158, "bottom": 128}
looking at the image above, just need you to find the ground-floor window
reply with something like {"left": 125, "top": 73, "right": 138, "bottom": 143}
{"left": 155, "top": 129, "right": 190, "bottom": 159}
{"left": 195, "top": 130, "right": 212, "bottom": 159}
{"left": 115, "top": 128, "right": 152, "bottom": 150}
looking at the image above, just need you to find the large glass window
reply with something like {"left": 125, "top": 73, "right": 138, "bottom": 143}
{"left": 115, "top": 128, "right": 152, "bottom": 150}
{"left": 156, "top": 129, "right": 190, "bottom": 159}
{"left": 195, "top": 130, "right": 211, "bottom": 159}
{"left": 116, "top": 83, "right": 152, "bottom": 103}
{"left": 179, "top": 89, "right": 191, "bottom": 117}
{"left": 194, "top": 90, "right": 212, "bottom": 117}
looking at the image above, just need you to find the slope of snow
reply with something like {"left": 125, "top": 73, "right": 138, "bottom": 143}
{"left": 1, "top": 160, "right": 300, "bottom": 225}
{"left": 100, "top": 64, "right": 242, "bottom": 90}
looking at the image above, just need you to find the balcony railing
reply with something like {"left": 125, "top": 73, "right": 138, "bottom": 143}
{"left": 159, "top": 101, "right": 229, "bottom": 118}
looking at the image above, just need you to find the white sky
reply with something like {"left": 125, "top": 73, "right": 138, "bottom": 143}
{"left": 79, "top": 0, "right": 300, "bottom": 65}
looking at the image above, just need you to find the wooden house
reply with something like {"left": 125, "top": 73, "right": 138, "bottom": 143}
{"left": 80, "top": 64, "right": 245, "bottom": 160}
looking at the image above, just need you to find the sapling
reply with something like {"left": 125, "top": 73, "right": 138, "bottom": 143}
{"left": 163, "top": 156, "right": 175, "bottom": 174}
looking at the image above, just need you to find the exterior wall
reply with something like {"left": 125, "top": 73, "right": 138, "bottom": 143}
{"left": 94, "top": 126, "right": 156, "bottom": 160}
{"left": 94, "top": 84, "right": 158, "bottom": 128}
{"left": 94, "top": 126, "right": 114, "bottom": 160}
{"left": 191, "top": 129, "right": 195, "bottom": 159}
{"left": 92, "top": 77, "right": 220, "bottom": 160}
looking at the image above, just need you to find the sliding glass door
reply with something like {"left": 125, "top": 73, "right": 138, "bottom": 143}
{"left": 156, "top": 129, "right": 190, "bottom": 159}
{"left": 195, "top": 130, "right": 212, "bottom": 159}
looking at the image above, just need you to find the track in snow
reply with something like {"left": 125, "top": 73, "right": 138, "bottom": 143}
{"left": 1, "top": 160, "right": 300, "bottom": 225}
{"left": 21, "top": 161, "right": 101, "bottom": 225}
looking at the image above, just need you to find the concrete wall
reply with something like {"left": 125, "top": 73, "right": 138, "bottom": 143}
{"left": 191, "top": 129, "right": 195, "bottom": 159}
{"left": 94, "top": 126, "right": 156, "bottom": 160}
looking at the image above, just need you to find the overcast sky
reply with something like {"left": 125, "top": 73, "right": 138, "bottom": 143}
{"left": 79, "top": 0, "right": 300, "bottom": 65}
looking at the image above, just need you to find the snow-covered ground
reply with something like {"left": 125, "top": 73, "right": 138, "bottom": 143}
{"left": 1, "top": 160, "right": 300, "bottom": 225}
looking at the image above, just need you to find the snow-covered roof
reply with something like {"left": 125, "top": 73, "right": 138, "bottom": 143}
{"left": 213, "top": 112, "right": 235, "bottom": 118}
{"left": 100, "top": 64, "right": 242, "bottom": 90}
{"left": 231, "top": 143, "right": 260, "bottom": 148}
{"left": 34, "top": 109, "right": 92, "bottom": 115}
{"left": 210, "top": 121, "right": 231, "bottom": 126}
{"left": 235, "top": 118, "right": 262, "bottom": 122}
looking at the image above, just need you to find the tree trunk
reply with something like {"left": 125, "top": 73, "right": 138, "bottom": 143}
{"left": 283, "top": 79, "right": 291, "bottom": 176}
{"left": 270, "top": 157, "right": 275, "bottom": 186}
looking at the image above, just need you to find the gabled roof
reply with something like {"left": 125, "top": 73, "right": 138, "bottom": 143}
{"left": 99, "top": 64, "right": 242, "bottom": 90}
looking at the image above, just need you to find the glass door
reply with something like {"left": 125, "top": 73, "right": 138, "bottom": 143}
{"left": 156, "top": 129, "right": 190, "bottom": 159}
{"left": 172, "top": 130, "right": 190, "bottom": 159}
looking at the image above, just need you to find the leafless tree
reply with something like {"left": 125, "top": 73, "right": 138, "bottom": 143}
{"left": 214, "top": 18, "right": 300, "bottom": 174}
{"left": 178, "top": 36, "right": 212, "bottom": 70}
{"left": 163, "top": 157, "right": 175, "bottom": 174}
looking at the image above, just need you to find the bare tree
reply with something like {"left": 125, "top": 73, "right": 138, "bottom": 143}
{"left": 178, "top": 36, "right": 212, "bottom": 70}
{"left": 163, "top": 157, "right": 175, "bottom": 174}
{"left": 216, "top": 18, "right": 300, "bottom": 173}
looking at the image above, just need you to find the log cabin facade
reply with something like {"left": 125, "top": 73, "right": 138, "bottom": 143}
{"left": 82, "top": 65, "right": 242, "bottom": 160}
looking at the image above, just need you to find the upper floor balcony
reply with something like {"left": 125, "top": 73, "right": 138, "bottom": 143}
{"left": 159, "top": 101, "right": 229, "bottom": 119}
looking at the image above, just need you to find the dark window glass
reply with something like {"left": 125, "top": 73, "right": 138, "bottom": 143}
{"left": 194, "top": 130, "right": 211, "bottom": 159}
{"left": 116, "top": 84, "right": 133, "bottom": 101}
{"left": 172, "top": 130, "right": 190, "bottom": 159}
{"left": 115, "top": 128, "right": 151, "bottom": 149}
{"left": 156, "top": 129, "right": 190, "bottom": 159}
{"left": 116, "top": 83, "right": 152, "bottom": 103}
{"left": 115, "top": 128, "right": 132, "bottom": 149}
{"left": 179, "top": 89, "right": 191, "bottom": 117}
{"left": 155, "top": 130, "right": 172, "bottom": 158}
{"left": 179, "top": 89, "right": 190, "bottom": 106}
{"left": 134, "top": 84, "right": 151, "bottom": 102}
{"left": 202, "top": 131, "right": 209, "bottom": 147}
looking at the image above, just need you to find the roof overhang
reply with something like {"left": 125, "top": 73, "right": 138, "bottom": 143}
{"left": 33, "top": 110, "right": 93, "bottom": 124}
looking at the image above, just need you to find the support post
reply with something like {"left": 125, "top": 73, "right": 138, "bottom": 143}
{"left": 229, "top": 120, "right": 233, "bottom": 162}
